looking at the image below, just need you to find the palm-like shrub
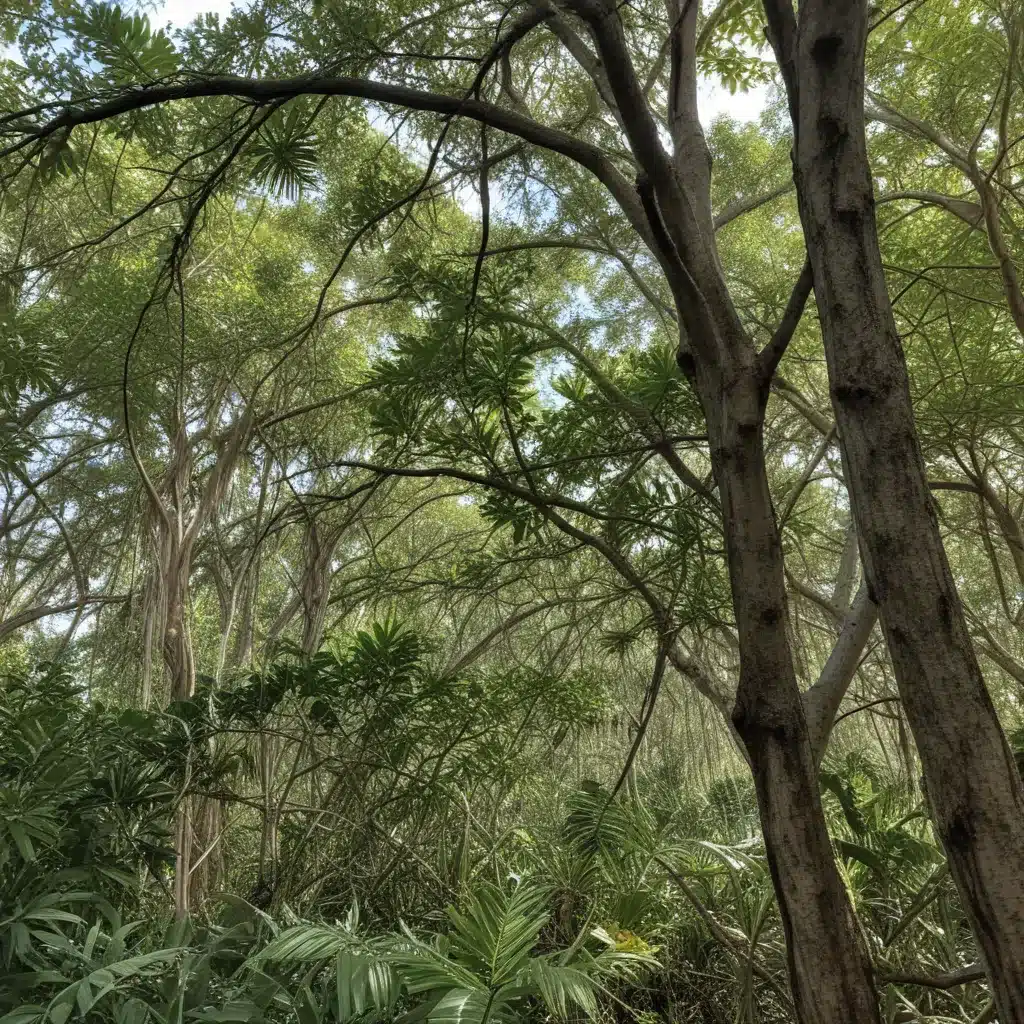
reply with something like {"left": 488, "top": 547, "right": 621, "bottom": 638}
{"left": 0, "top": 665, "right": 177, "bottom": 967}
{"left": 253, "top": 880, "right": 656, "bottom": 1023}
{"left": 0, "top": 664, "right": 185, "bottom": 1021}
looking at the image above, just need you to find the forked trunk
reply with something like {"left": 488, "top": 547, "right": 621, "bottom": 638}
{"left": 764, "top": 2, "right": 1024, "bottom": 1015}
{"left": 555, "top": 0, "right": 883, "bottom": 1013}
{"left": 138, "top": 411, "right": 253, "bottom": 917}
{"left": 703, "top": 366, "right": 880, "bottom": 1024}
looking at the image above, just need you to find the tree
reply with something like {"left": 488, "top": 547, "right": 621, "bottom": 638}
{"left": 761, "top": 2, "right": 1024, "bottom": 1016}
{"left": 3, "top": 0, "right": 1023, "bottom": 1017}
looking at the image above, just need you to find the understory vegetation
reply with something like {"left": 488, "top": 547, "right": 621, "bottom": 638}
{"left": 0, "top": 657, "right": 1004, "bottom": 1024}
{"left": 2, "top": 0, "right": 1024, "bottom": 1021}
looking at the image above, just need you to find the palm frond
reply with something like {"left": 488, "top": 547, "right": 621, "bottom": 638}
{"left": 249, "top": 106, "right": 319, "bottom": 200}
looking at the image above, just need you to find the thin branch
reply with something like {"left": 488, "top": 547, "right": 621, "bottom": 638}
{"left": 779, "top": 423, "right": 837, "bottom": 526}
{"left": 714, "top": 182, "right": 794, "bottom": 231}
{"left": 833, "top": 696, "right": 901, "bottom": 727}
{"left": 803, "top": 581, "right": 879, "bottom": 763}
{"left": 758, "top": 257, "right": 814, "bottom": 384}
{"left": 606, "top": 640, "right": 671, "bottom": 803}
{"left": 878, "top": 963, "right": 986, "bottom": 990}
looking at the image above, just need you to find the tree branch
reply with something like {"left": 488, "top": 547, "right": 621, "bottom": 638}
{"left": 878, "top": 963, "right": 986, "bottom": 990}
{"left": 757, "top": 257, "right": 814, "bottom": 384}
{"left": 0, "top": 596, "right": 128, "bottom": 642}
{"left": 4, "top": 73, "right": 656, "bottom": 254}
{"left": 803, "top": 580, "right": 879, "bottom": 764}
{"left": 714, "top": 182, "right": 795, "bottom": 231}
{"left": 778, "top": 423, "right": 836, "bottom": 526}
{"left": 877, "top": 190, "right": 985, "bottom": 229}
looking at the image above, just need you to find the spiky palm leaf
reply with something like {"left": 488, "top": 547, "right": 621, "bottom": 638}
{"left": 444, "top": 882, "right": 548, "bottom": 987}
{"left": 249, "top": 106, "right": 319, "bottom": 200}
{"left": 255, "top": 881, "right": 656, "bottom": 1024}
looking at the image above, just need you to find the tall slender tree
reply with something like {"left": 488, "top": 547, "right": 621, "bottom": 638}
{"left": 761, "top": 2, "right": 1024, "bottom": 1016}
{"left": 4, "top": 0, "right": 1024, "bottom": 1014}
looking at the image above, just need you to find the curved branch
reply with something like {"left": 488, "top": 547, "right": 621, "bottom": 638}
{"left": 5, "top": 73, "right": 655, "bottom": 252}
{"left": 804, "top": 581, "right": 879, "bottom": 764}
{"left": 0, "top": 595, "right": 128, "bottom": 642}
{"left": 878, "top": 963, "right": 986, "bottom": 990}
{"left": 877, "top": 190, "right": 985, "bottom": 229}
{"left": 758, "top": 256, "right": 814, "bottom": 384}
{"left": 833, "top": 696, "right": 901, "bottom": 727}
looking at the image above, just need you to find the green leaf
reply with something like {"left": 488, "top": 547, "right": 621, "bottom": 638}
{"left": 6, "top": 820, "right": 36, "bottom": 861}
{"left": 250, "top": 105, "right": 319, "bottom": 199}
{"left": 72, "top": 5, "right": 179, "bottom": 82}
{"left": 529, "top": 960, "right": 599, "bottom": 1019}
{"left": 835, "top": 839, "right": 890, "bottom": 875}
{"left": 0, "top": 1006, "right": 45, "bottom": 1024}
{"left": 426, "top": 989, "right": 493, "bottom": 1024}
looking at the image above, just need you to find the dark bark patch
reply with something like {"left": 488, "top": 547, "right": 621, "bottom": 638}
{"left": 833, "top": 383, "right": 878, "bottom": 411}
{"left": 817, "top": 115, "right": 846, "bottom": 150}
{"left": 731, "top": 711, "right": 792, "bottom": 754}
{"left": 837, "top": 207, "right": 863, "bottom": 233}
{"left": 944, "top": 810, "right": 977, "bottom": 857}
{"left": 675, "top": 347, "right": 695, "bottom": 379}
{"left": 810, "top": 34, "right": 844, "bottom": 70}
{"left": 760, "top": 605, "right": 783, "bottom": 627}
{"left": 937, "top": 592, "right": 953, "bottom": 631}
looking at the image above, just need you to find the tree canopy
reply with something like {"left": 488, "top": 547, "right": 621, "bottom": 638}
{"left": 2, "top": 1, "right": 1024, "bottom": 1022}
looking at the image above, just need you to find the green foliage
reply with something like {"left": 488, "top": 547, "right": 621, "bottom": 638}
{"left": 249, "top": 106, "right": 319, "bottom": 200}
{"left": 71, "top": 5, "right": 179, "bottom": 84}
{"left": 255, "top": 880, "right": 656, "bottom": 1024}
{"left": 0, "top": 665, "right": 181, "bottom": 1019}
{"left": 0, "top": 665, "right": 176, "bottom": 906}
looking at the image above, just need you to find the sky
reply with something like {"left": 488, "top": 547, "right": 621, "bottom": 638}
{"left": 2, "top": 0, "right": 769, "bottom": 126}
{"left": 156, "top": 0, "right": 237, "bottom": 27}
{"left": 698, "top": 77, "right": 770, "bottom": 124}
{"left": 154, "top": 0, "right": 770, "bottom": 126}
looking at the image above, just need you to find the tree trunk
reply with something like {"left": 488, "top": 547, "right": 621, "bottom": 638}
{"left": 555, "top": 1, "right": 884, "bottom": 1016}
{"left": 703, "top": 363, "right": 881, "bottom": 1024}
{"left": 299, "top": 519, "right": 341, "bottom": 656}
{"left": 173, "top": 797, "right": 193, "bottom": 919}
{"left": 231, "top": 560, "right": 259, "bottom": 669}
{"left": 211, "top": 558, "right": 238, "bottom": 683}
{"left": 228, "top": 454, "right": 272, "bottom": 672}
{"left": 136, "top": 410, "right": 254, "bottom": 917}
{"left": 764, "top": 2, "right": 1024, "bottom": 1016}
{"left": 164, "top": 552, "right": 195, "bottom": 702}
{"left": 975, "top": 470, "right": 1024, "bottom": 596}
{"left": 255, "top": 731, "right": 280, "bottom": 906}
